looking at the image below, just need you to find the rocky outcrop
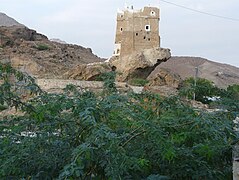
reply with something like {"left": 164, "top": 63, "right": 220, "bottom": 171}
{"left": 147, "top": 68, "right": 182, "bottom": 88}
{"left": 0, "top": 26, "right": 47, "bottom": 45}
{"left": 64, "top": 62, "right": 112, "bottom": 80}
{"left": 109, "top": 47, "right": 171, "bottom": 81}
{"left": 64, "top": 47, "right": 171, "bottom": 82}
{"left": 142, "top": 68, "right": 182, "bottom": 97}
{"left": 0, "top": 26, "right": 104, "bottom": 78}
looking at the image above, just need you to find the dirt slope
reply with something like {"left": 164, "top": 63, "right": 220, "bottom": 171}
{"left": 151, "top": 57, "right": 239, "bottom": 88}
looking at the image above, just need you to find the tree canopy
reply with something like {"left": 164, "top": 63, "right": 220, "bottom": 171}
{"left": 0, "top": 64, "right": 238, "bottom": 179}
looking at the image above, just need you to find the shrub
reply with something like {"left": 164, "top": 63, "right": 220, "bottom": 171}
{"left": 0, "top": 105, "right": 7, "bottom": 111}
{"left": 227, "top": 84, "right": 239, "bottom": 99}
{"left": 179, "top": 77, "right": 222, "bottom": 104}
{"left": 35, "top": 44, "right": 49, "bottom": 51}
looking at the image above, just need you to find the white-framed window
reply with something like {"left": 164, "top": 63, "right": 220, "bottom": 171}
{"left": 145, "top": 25, "right": 151, "bottom": 32}
{"left": 113, "top": 43, "right": 121, "bottom": 56}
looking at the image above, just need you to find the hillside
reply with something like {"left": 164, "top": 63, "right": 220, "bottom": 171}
{"left": 0, "top": 12, "right": 24, "bottom": 27}
{"left": 0, "top": 13, "right": 238, "bottom": 88}
{"left": 0, "top": 26, "right": 103, "bottom": 78}
{"left": 151, "top": 57, "right": 239, "bottom": 88}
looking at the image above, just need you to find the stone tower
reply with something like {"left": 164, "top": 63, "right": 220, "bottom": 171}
{"left": 113, "top": 6, "right": 160, "bottom": 57}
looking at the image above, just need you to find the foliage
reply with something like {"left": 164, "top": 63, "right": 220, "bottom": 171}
{"left": 211, "top": 84, "right": 239, "bottom": 118}
{"left": 0, "top": 105, "right": 7, "bottom": 111}
{"left": 35, "top": 44, "right": 49, "bottom": 51}
{"left": 128, "top": 78, "right": 149, "bottom": 86}
{"left": 226, "top": 84, "right": 239, "bottom": 100}
{"left": 179, "top": 77, "right": 222, "bottom": 104}
{"left": 101, "top": 71, "right": 117, "bottom": 94}
{"left": 0, "top": 64, "right": 238, "bottom": 179}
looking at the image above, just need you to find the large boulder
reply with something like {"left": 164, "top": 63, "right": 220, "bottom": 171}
{"left": 64, "top": 47, "right": 171, "bottom": 82}
{"left": 109, "top": 47, "right": 171, "bottom": 81}
{"left": 64, "top": 62, "right": 112, "bottom": 81}
{"left": 142, "top": 68, "right": 182, "bottom": 97}
{"left": 147, "top": 68, "right": 182, "bottom": 88}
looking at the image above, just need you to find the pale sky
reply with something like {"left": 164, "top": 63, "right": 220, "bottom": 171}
{"left": 1, "top": 0, "right": 239, "bottom": 67}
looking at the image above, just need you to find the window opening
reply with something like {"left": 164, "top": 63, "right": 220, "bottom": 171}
{"left": 151, "top": 11, "right": 156, "bottom": 16}
{"left": 145, "top": 25, "right": 150, "bottom": 31}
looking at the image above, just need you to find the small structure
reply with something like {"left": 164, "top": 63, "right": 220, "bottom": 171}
{"left": 113, "top": 6, "right": 160, "bottom": 57}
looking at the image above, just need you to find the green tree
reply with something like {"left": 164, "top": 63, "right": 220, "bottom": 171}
{"left": 227, "top": 84, "right": 239, "bottom": 99}
{"left": 0, "top": 63, "right": 238, "bottom": 179}
{"left": 179, "top": 77, "right": 221, "bottom": 104}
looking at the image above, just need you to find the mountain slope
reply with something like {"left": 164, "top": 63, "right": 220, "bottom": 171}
{"left": 0, "top": 25, "right": 103, "bottom": 78}
{"left": 151, "top": 57, "right": 239, "bottom": 88}
{"left": 0, "top": 12, "right": 24, "bottom": 27}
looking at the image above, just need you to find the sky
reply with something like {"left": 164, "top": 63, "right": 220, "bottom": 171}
{"left": 1, "top": 0, "right": 239, "bottom": 67}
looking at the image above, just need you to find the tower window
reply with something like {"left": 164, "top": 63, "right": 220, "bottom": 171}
{"left": 120, "top": 28, "right": 123, "bottom": 31}
{"left": 145, "top": 25, "right": 150, "bottom": 32}
{"left": 143, "top": 36, "right": 146, "bottom": 39}
{"left": 136, "top": 33, "right": 138, "bottom": 36}
{"left": 148, "top": 38, "right": 151, "bottom": 41}
{"left": 151, "top": 11, "right": 156, "bottom": 16}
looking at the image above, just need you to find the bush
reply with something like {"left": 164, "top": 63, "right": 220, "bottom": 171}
{"left": 227, "top": 84, "right": 239, "bottom": 99}
{"left": 0, "top": 105, "right": 7, "bottom": 111}
{"left": 35, "top": 44, "right": 49, "bottom": 51}
{"left": 179, "top": 77, "right": 222, "bottom": 104}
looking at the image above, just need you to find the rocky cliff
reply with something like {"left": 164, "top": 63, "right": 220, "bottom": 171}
{"left": 0, "top": 26, "right": 104, "bottom": 78}
{"left": 64, "top": 47, "right": 171, "bottom": 82}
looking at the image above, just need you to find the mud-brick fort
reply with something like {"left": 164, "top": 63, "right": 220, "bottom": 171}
{"left": 113, "top": 6, "right": 160, "bottom": 57}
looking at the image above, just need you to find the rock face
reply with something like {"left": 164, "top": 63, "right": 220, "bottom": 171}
{"left": 143, "top": 68, "right": 182, "bottom": 97}
{"left": 109, "top": 47, "right": 171, "bottom": 81}
{"left": 0, "top": 26, "right": 104, "bottom": 78}
{"left": 64, "top": 62, "right": 112, "bottom": 80}
{"left": 64, "top": 47, "right": 171, "bottom": 82}
{"left": 147, "top": 68, "right": 182, "bottom": 88}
